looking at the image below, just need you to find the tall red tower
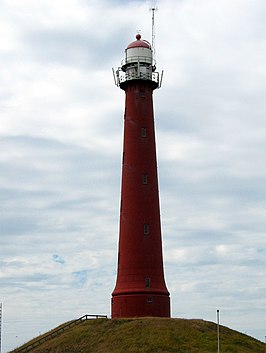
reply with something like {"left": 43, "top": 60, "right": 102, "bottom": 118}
{"left": 111, "top": 34, "right": 170, "bottom": 318}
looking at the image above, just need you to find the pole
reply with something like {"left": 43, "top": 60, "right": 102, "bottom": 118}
{"left": 149, "top": 4, "right": 157, "bottom": 60}
{"left": 0, "top": 303, "right": 2, "bottom": 353}
{"left": 217, "top": 309, "right": 220, "bottom": 353}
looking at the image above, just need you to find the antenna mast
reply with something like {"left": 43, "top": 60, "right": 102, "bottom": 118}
{"left": 150, "top": 4, "right": 158, "bottom": 61}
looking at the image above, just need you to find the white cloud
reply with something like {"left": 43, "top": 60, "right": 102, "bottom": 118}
{"left": 1, "top": 0, "right": 266, "bottom": 351}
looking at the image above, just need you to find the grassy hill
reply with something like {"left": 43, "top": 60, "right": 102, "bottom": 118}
{"left": 11, "top": 317, "right": 265, "bottom": 353}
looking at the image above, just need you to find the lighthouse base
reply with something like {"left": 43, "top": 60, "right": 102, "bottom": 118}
{"left": 111, "top": 293, "right": 170, "bottom": 318}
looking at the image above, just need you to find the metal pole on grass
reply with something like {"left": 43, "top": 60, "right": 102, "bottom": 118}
{"left": 217, "top": 309, "right": 220, "bottom": 353}
{"left": 0, "top": 303, "right": 2, "bottom": 353}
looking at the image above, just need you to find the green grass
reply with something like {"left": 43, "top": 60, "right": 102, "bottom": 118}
{"left": 10, "top": 317, "right": 265, "bottom": 353}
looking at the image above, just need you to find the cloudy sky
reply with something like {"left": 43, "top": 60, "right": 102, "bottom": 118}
{"left": 0, "top": 0, "right": 265, "bottom": 351}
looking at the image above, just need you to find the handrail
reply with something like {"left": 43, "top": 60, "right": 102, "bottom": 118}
{"left": 115, "top": 69, "right": 161, "bottom": 89}
{"left": 119, "top": 71, "right": 159, "bottom": 84}
{"left": 10, "top": 314, "right": 107, "bottom": 353}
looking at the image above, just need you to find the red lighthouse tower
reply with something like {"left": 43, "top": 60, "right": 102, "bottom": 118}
{"left": 111, "top": 34, "right": 170, "bottom": 318}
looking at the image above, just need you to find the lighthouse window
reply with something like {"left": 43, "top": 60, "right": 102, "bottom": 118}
{"left": 147, "top": 297, "right": 153, "bottom": 303}
{"left": 144, "top": 224, "right": 150, "bottom": 235}
{"left": 139, "top": 91, "right": 146, "bottom": 98}
{"left": 145, "top": 278, "right": 151, "bottom": 288}
{"left": 142, "top": 174, "right": 148, "bottom": 185}
{"left": 141, "top": 127, "right": 147, "bottom": 138}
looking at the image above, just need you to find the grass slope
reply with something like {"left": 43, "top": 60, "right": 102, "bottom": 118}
{"left": 11, "top": 317, "right": 265, "bottom": 353}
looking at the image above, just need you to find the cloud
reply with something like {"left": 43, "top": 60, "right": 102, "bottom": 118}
{"left": 52, "top": 254, "right": 65, "bottom": 265}
{"left": 72, "top": 270, "right": 88, "bottom": 287}
{"left": 1, "top": 0, "right": 266, "bottom": 351}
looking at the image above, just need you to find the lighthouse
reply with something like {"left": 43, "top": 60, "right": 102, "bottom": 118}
{"left": 111, "top": 34, "right": 170, "bottom": 318}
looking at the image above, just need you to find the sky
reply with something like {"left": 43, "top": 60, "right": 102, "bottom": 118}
{"left": 0, "top": 0, "right": 265, "bottom": 351}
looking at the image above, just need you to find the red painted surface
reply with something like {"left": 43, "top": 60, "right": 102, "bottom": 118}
{"left": 127, "top": 34, "right": 151, "bottom": 49}
{"left": 112, "top": 78, "right": 170, "bottom": 318}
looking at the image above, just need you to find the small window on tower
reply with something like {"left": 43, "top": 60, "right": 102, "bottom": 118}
{"left": 147, "top": 297, "right": 153, "bottom": 303}
{"left": 142, "top": 174, "right": 148, "bottom": 185}
{"left": 144, "top": 224, "right": 150, "bottom": 235}
{"left": 145, "top": 278, "right": 151, "bottom": 288}
{"left": 139, "top": 91, "right": 146, "bottom": 98}
{"left": 141, "top": 127, "right": 147, "bottom": 138}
